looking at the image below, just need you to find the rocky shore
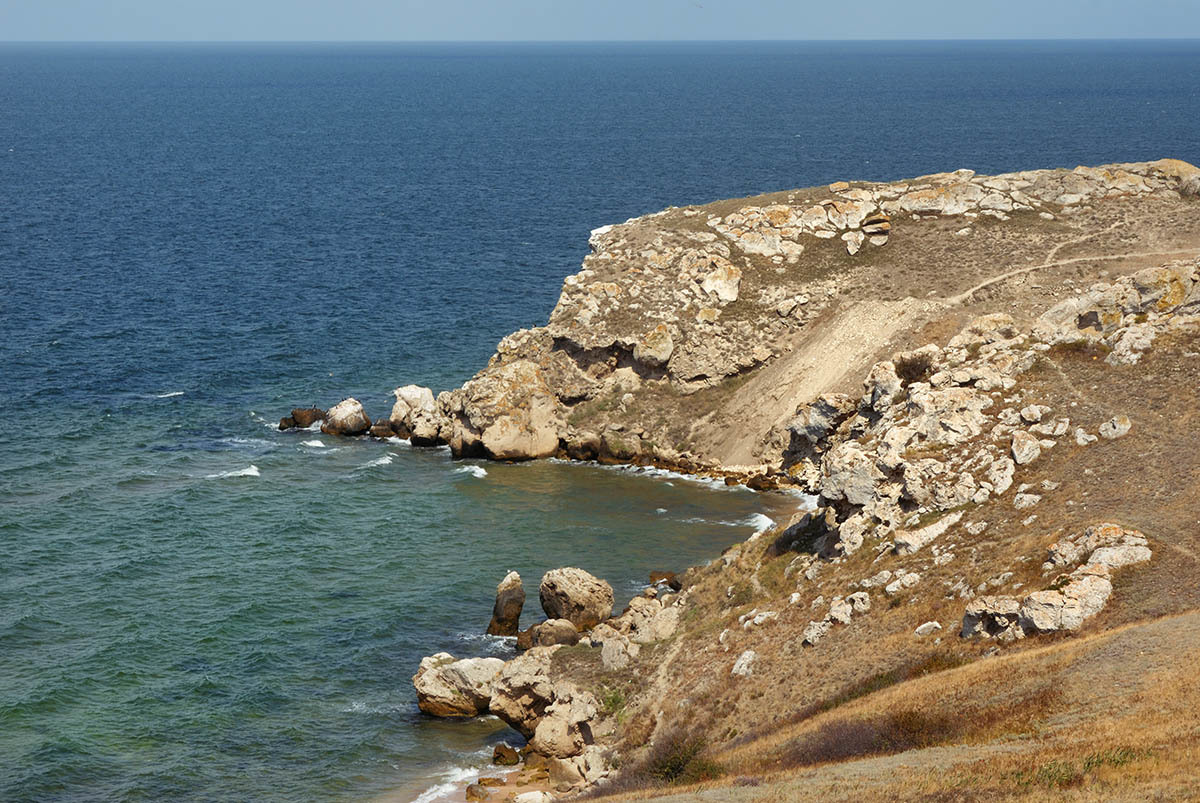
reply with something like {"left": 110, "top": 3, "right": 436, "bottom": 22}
{"left": 285, "top": 159, "right": 1200, "bottom": 801}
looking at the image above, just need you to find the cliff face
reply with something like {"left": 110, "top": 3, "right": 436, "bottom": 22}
{"left": 392, "top": 159, "right": 1200, "bottom": 480}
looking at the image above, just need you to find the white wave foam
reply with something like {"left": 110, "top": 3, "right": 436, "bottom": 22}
{"left": 205, "top": 465, "right": 260, "bottom": 479}
{"left": 359, "top": 453, "right": 395, "bottom": 469}
{"left": 656, "top": 507, "right": 668, "bottom": 514}
{"left": 411, "top": 766, "right": 480, "bottom": 803}
{"left": 155, "top": 391, "right": 185, "bottom": 398}
{"left": 300, "top": 440, "right": 326, "bottom": 448}
{"left": 303, "top": 420, "right": 323, "bottom": 432}
{"left": 341, "top": 700, "right": 408, "bottom": 714}
{"left": 455, "top": 465, "right": 488, "bottom": 478}
{"left": 747, "top": 513, "right": 777, "bottom": 536}
{"left": 386, "top": 436, "right": 413, "bottom": 446}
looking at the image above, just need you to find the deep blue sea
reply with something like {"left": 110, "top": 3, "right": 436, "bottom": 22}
{"left": 1, "top": 40, "right": 1198, "bottom": 802}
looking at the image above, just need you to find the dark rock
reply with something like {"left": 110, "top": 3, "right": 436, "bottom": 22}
{"left": 369, "top": 419, "right": 397, "bottom": 439}
{"left": 278, "top": 416, "right": 297, "bottom": 431}
{"left": 492, "top": 743, "right": 520, "bottom": 766}
{"left": 649, "top": 571, "right": 683, "bottom": 592}
{"left": 522, "top": 749, "right": 551, "bottom": 771}
{"left": 566, "top": 431, "right": 602, "bottom": 461}
{"left": 464, "top": 783, "right": 490, "bottom": 801}
{"left": 291, "top": 407, "right": 325, "bottom": 428}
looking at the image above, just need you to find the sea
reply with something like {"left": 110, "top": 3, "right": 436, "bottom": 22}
{"left": 1, "top": 40, "right": 1198, "bottom": 802}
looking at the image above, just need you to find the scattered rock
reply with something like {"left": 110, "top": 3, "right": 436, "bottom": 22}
{"left": 914, "top": 621, "right": 942, "bottom": 637}
{"left": 465, "top": 783, "right": 490, "bottom": 801}
{"left": 493, "top": 743, "right": 520, "bottom": 766}
{"left": 1011, "top": 430, "right": 1041, "bottom": 465}
{"left": 731, "top": 649, "right": 757, "bottom": 676}
{"left": 1099, "top": 414, "right": 1132, "bottom": 440}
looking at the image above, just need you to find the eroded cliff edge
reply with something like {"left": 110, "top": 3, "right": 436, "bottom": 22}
{"left": 383, "top": 158, "right": 1200, "bottom": 483}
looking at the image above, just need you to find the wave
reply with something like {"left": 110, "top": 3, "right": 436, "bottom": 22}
{"left": 154, "top": 390, "right": 185, "bottom": 398}
{"left": 454, "top": 465, "right": 488, "bottom": 478}
{"left": 341, "top": 700, "right": 409, "bottom": 715}
{"left": 411, "top": 766, "right": 480, "bottom": 803}
{"left": 300, "top": 440, "right": 326, "bottom": 448}
{"left": 205, "top": 465, "right": 260, "bottom": 479}
{"left": 359, "top": 454, "right": 395, "bottom": 469}
{"left": 747, "top": 512, "right": 776, "bottom": 535}
{"left": 386, "top": 436, "right": 413, "bottom": 446}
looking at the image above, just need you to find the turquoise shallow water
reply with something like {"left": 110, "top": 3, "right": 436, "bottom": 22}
{"left": 2, "top": 39, "right": 1198, "bottom": 802}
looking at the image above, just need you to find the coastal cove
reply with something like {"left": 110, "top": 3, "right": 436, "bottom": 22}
{"left": 3, "top": 40, "right": 1200, "bottom": 803}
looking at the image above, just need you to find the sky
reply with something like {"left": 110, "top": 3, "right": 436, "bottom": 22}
{"left": 1, "top": 0, "right": 1198, "bottom": 42}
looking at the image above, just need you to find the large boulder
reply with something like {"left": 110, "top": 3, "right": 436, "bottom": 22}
{"left": 389, "top": 384, "right": 444, "bottom": 445}
{"left": 321, "top": 398, "right": 371, "bottom": 436}
{"left": 486, "top": 571, "right": 526, "bottom": 636}
{"left": 412, "top": 653, "right": 505, "bottom": 718}
{"left": 529, "top": 686, "right": 600, "bottom": 759}
{"left": 443, "top": 359, "right": 564, "bottom": 461}
{"left": 539, "top": 568, "right": 614, "bottom": 630}
{"left": 281, "top": 407, "right": 325, "bottom": 430}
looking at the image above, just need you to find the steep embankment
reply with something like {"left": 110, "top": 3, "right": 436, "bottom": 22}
{"left": 391, "top": 160, "right": 1200, "bottom": 803}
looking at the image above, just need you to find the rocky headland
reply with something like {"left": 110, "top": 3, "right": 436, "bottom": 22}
{"left": 288, "top": 159, "right": 1200, "bottom": 801}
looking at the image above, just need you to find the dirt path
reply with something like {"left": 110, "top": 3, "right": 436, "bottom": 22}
{"left": 702, "top": 297, "right": 928, "bottom": 466}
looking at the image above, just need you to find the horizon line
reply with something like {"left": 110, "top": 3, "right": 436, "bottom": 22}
{"left": 2, "top": 36, "right": 1200, "bottom": 44}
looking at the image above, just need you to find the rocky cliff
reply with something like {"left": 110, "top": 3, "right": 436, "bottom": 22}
{"left": 381, "top": 158, "right": 1200, "bottom": 483}
{"left": 385, "top": 159, "right": 1200, "bottom": 802}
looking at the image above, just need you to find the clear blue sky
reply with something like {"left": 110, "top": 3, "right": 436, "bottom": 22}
{"left": 1, "top": 0, "right": 1198, "bottom": 42}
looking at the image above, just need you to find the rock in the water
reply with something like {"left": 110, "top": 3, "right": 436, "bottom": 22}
{"left": 540, "top": 568, "right": 614, "bottom": 630}
{"left": 1099, "top": 414, "right": 1132, "bottom": 440}
{"left": 412, "top": 653, "right": 505, "bottom": 718}
{"left": 369, "top": 418, "right": 396, "bottom": 439}
{"left": 487, "top": 571, "right": 525, "bottom": 636}
{"left": 390, "top": 384, "right": 443, "bottom": 445}
{"left": 530, "top": 619, "right": 580, "bottom": 648}
{"left": 465, "top": 783, "right": 490, "bottom": 801}
{"left": 291, "top": 407, "right": 326, "bottom": 428}
{"left": 492, "top": 743, "right": 520, "bottom": 766}
{"left": 321, "top": 398, "right": 371, "bottom": 436}
{"left": 278, "top": 416, "right": 297, "bottom": 430}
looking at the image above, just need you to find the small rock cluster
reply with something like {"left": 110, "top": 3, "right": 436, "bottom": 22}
{"left": 412, "top": 567, "right": 686, "bottom": 794}
{"left": 961, "top": 524, "right": 1151, "bottom": 640}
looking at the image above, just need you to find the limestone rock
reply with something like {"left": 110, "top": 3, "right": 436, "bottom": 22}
{"left": 894, "top": 510, "right": 964, "bottom": 555}
{"left": 633, "top": 323, "right": 674, "bottom": 367}
{"left": 961, "top": 596, "right": 1024, "bottom": 641}
{"left": 914, "top": 621, "right": 942, "bottom": 637}
{"left": 1098, "top": 415, "right": 1131, "bottom": 440}
{"left": 390, "top": 384, "right": 443, "bottom": 445}
{"left": 1011, "top": 430, "right": 1041, "bottom": 465}
{"left": 487, "top": 571, "right": 525, "bottom": 636}
{"left": 530, "top": 686, "right": 599, "bottom": 759}
{"left": 412, "top": 653, "right": 505, "bottom": 718}
{"left": 820, "top": 443, "right": 884, "bottom": 507}
{"left": 540, "top": 568, "right": 614, "bottom": 630}
{"left": 731, "top": 649, "right": 757, "bottom": 676}
{"left": 530, "top": 619, "right": 580, "bottom": 648}
{"left": 320, "top": 398, "right": 371, "bottom": 436}
{"left": 599, "top": 633, "right": 640, "bottom": 670}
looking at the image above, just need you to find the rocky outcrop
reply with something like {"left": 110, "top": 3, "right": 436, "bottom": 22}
{"left": 320, "top": 398, "right": 371, "bottom": 436}
{"left": 539, "top": 568, "right": 614, "bottom": 630}
{"left": 962, "top": 524, "right": 1151, "bottom": 640}
{"left": 487, "top": 571, "right": 525, "bottom": 637}
{"left": 412, "top": 653, "right": 505, "bottom": 717}
{"left": 389, "top": 384, "right": 443, "bottom": 445}
{"left": 529, "top": 619, "right": 580, "bottom": 648}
